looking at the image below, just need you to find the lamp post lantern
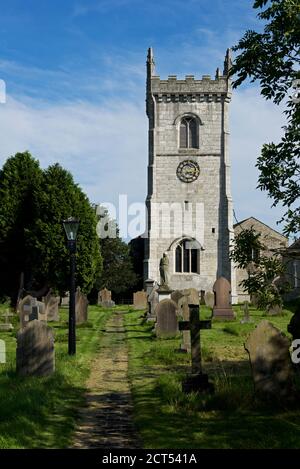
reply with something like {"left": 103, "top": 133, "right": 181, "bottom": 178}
{"left": 63, "top": 217, "right": 80, "bottom": 355}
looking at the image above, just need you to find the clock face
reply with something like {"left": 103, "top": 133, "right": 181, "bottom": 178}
{"left": 176, "top": 160, "right": 200, "bottom": 183}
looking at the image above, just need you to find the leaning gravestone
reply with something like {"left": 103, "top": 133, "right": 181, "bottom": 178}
{"left": 75, "top": 287, "right": 89, "bottom": 324}
{"left": 204, "top": 291, "right": 215, "bottom": 309}
{"left": 213, "top": 277, "right": 235, "bottom": 319}
{"left": 43, "top": 292, "right": 60, "bottom": 322}
{"left": 16, "top": 320, "right": 55, "bottom": 377}
{"left": 155, "top": 299, "right": 178, "bottom": 338}
{"left": 133, "top": 291, "right": 147, "bottom": 310}
{"left": 98, "top": 288, "right": 115, "bottom": 308}
{"left": 245, "top": 320, "right": 295, "bottom": 398}
{"left": 0, "top": 339, "right": 6, "bottom": 364}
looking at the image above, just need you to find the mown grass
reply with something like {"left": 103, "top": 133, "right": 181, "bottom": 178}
{"left": 0, "top": 304, "right": 115, "bottom": 449}
{"left": 125, "top": 304, "right": 300, "bottom": 449}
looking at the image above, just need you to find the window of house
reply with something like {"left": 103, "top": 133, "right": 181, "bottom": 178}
{"left": 179, "top": 117, "right": 198, "bottom": 148}
{"left": 175, "top": 239, "right": 200, "bottom": 273}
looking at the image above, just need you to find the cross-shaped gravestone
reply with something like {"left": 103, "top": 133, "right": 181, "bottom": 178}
{"left": 179, "top": 304, "right": 214, "bottom": 393}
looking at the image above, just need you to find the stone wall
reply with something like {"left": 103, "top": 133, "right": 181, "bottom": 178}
{"left": 144, "top": 49, "right": 236, "bottom": 298}
{"left": 234, "top": 217, "right": 288, "bottom": 302}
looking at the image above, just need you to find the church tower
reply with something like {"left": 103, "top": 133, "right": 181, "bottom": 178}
{"left": 144, "top": 48, "right": 236, "bottom": 299}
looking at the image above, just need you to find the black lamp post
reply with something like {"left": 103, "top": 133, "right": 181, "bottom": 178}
{"left": 63, "top": 217, "right": 80, "bottom": 355}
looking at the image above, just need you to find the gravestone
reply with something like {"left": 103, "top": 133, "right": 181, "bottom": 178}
{"left": 133, "top": 290, "right": 147, "bottom": 310}
{"left": 98, "top": 288, "right": 115, "bottom": 308}
{"left": 171, "top": 290, "right": 184, "bottom": 305}
{"left": 147, "top": 284, "right": 159, "bottom": 321}
{"left": 19, "top": 295, "right": 38, "bottom": 328}
{"left": 178, "top": 294, "right": 191, "bottom": 352}
{"left": 75, "top": 287, "right": 89, "bottom": 323}
{"left": 200, "top": 290, "right": 206, "bottom": 305}
{"left": 183, "top": 288, "right": 199, "bottom": 305}
{"left": 0, "top": 310, "right": 13, "bottom": 331}
{"left": 43, "top": 292, "right": 60, "bottom": 322}
{"left": 155, "top": 299, "right": 178, "bottom": 338}
{"left": 213, "top": 277, "right": 235, "bottom": 319}
{"left": 204, "top": 291, "right": 215, "bottom": 309}
{"left": 245, "top": 320, "right": 295, "bottom": 398}
{"left": 240, "top": 301, "right": 252, "bottom": 324}
{"left": 16, "top": 320, "right": 55, "bottom": 377}
{"left": 61, "top": 292, "right": 70, "bottom": 306}
{"left": 179, "top": 305, "right": 213, "bottom": 393}
{"left": 267, "top": 304, "right": 282, "bottom": 316}
{"left": 0, "top": 339, "right": 6, "bottom": 363}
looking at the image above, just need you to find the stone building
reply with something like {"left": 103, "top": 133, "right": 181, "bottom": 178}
{"left": 143, "top": 48, "right": 237, "bottom": 300}
{"left": 234, "top": 217, "right": 288, "bottom": 302}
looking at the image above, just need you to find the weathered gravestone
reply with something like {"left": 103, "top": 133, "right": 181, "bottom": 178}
{"left": 204, "top": 291, "right": 215, "bottom": 309}
{"left": 240, "top": 301, "right": 252, "bottom": 324}
{"left": 18, "top": 295, "right": 46, "bottom": 328}
{"left": 0, "top": 310, "right": 13, "bottom": 331}
{"left": 75, "top": 287, "right": 89, "bottom": 323}
{"left": 155, "top": 299, "right": 178, "bottom": 338}
{"left": 98, "top": 288, "right": 115, "bottom": 308}
{"left": 43, "top": 291, "right": 60, "bottom": 322}
{"left": 171, "top": 290, "right": 184, "bottom": 305}
{"left": 16, "top": 320, "right": 55, "bottom": 377}
{"left": 200, "top": 290, "right": 206, "bottom": 305}
{"left": 147, "top": 284, "right": 159, "bottom": 321}
{"left": 179, "top": 305, "right": 213, "bottom": 393}
{"left": 213, "top": 277, "right": 235, "bottom": 319}
{"left": 61, "top": 291, "right": 70, "bottom": 306}
{"left": 267, "top": 304, "right": 283, "bottom": 316}
{"left": 245, "top": 320, "right": 295, "bottom": 398}
{"left": 0, "top": 339, "right": 6, "bottom": 363}
{"left": 133, "top": 290, "right": 147, "bottom": 310}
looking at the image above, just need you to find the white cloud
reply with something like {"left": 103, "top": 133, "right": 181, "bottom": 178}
{"left": 231, "top": 86, "right": 286, "bottom": 232}
{"left": 0, "top": 82, "right": 288, "bottom": 238}
{"left": 0, "top": 95, "right": 148, "bottom": 212}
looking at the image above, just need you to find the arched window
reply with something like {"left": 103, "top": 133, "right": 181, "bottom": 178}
{"left": 180, "top": 117, "right": 198, "bottom": 149}
{"left": 175, "top": 239, "right": 200, "bottom": 274}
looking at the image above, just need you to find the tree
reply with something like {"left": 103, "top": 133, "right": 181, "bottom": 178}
{"left": 0, "top": 153, "right": 102, "bottom": 303}
{"left": 230, "top": 227, "right": 289, "bottom": 309}
{"left": 27, "top": 163, "right": 102, "bottom": 296}
{"left": 95, "top": 209, "right": 137, "bottom": 299}
{"left": 230, "top": 0, "right": 300, "bottom": 235}
{"left": 0, "top": 152, "right": 43, "bottom": 303}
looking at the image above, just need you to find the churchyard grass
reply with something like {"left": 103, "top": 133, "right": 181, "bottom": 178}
{"left": 0, "top": 304, "right": 114, "bottom": 449}
{"left": 125, "top": 304, "right": 300, "bottom": 449}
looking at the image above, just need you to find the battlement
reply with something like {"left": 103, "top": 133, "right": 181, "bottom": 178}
{"left": 146, "top": 47, "right": 232, "bottom": 101}
{"left": 150, "top": 74, "right": 230, "bottom": 95}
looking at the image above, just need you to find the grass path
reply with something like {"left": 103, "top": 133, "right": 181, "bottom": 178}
{"left": 72, "top": 310, "right": 140, "bottom": 449}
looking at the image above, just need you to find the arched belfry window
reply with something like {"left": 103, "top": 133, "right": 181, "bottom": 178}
{"left": 180, "top": 117, "right": 198, "bottom": 149}
{"left": 175, "top": 239, "right": 200, "bottom": 274}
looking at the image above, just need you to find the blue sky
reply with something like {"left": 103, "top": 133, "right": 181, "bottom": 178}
{"left": 0, "top": 0, "right": 288, "bottom": 237}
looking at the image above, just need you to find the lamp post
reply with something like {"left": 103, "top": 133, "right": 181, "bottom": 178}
{"left": 63, "top": 217, "right": 80, "bottom": 355}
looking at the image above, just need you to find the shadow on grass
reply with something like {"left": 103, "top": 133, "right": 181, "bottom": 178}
{"left": 0, "top": 366, "right": 86, "bottom": 449}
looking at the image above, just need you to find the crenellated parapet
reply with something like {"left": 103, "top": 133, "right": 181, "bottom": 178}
{"left": 146, "top": 48, "right": 232, "bottom": 114}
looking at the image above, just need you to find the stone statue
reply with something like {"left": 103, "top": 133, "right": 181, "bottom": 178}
{"left": 159, "top": 253, "right": 169, "bottom": 288}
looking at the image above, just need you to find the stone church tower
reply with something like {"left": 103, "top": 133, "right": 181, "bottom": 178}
{"left": 144, "top": 48, "right": 237, "bottom": 299}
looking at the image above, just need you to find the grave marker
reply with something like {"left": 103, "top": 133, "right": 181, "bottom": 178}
{"left": 179, "top": 305, "right": 213, "bottom": 393}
